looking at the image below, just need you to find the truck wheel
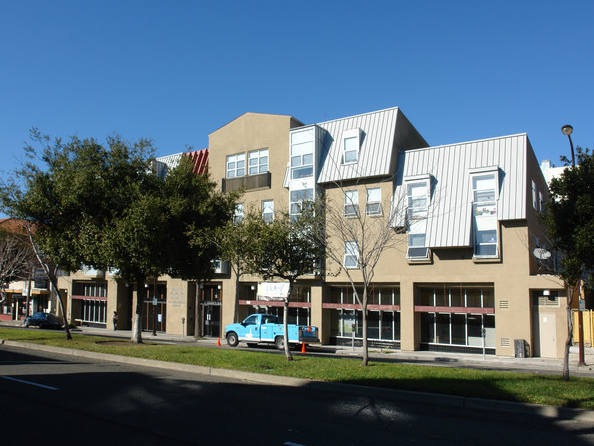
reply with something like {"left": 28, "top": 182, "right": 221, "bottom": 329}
{"left": 275, "top": 336, "right": 285, "bottom": 351}
{"left": 226, "top": 332, "right": 239, "bottom": 347}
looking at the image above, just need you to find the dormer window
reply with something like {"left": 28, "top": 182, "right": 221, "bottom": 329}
{"left": 406, "top": 179, "right": 430, "bottom": 260}
{"left": 470, "top": 168, "right": 499, "bottom": 258}
{"left": 342, "top": 129, "right": 361, "bottom": 164}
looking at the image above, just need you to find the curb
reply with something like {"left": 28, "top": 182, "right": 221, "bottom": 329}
{"left": 2, "top": 339, "right": 593, "bottom": 422}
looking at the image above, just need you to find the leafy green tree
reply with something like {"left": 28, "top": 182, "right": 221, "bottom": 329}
{"left": 242, "top": 210, "right": 324, "bottom": 361}
{"left": 542, "top": 146, "right": 594, "bottom": 380}
{"left": 213, "top": 209, "right": 262, "bottom": 325}
{"left": 1, "top": 130, "right": 234, "bottom": 342}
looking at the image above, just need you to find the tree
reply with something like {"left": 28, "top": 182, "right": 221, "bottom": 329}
{"left": 299, "top": 185, "right": 404, "bottom": 366}
{"left": 1, "top": 130, "right": 234, "bottom": 342}
{"left": 542, "top": 146, "right": 594, "bottom": 380}
{"left": 0, "top": 224, "right": 36, "bottom": 308}
{"left": 213, "top": 208, "right": 261, "bottom": 325}
{"left": 242, "top": 210, "right": 324, "bottom": 361}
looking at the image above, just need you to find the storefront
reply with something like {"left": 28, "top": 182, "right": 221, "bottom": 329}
{"left": 417, "top": 284, "right": 496, "bottom": 354}
{"left": 325, "top": 286, "right": 401, "bottom": 347}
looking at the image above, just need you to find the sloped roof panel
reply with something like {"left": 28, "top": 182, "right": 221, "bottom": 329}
{"left": 317, "top": 108, "right": 400, "bottom": 183}
{"left": 392, "top": 134, "right": 528, "bottom": 248}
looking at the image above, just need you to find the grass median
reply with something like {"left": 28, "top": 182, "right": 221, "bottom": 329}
{"left": 1, "top": 327, "right": 593, "bottom": 410}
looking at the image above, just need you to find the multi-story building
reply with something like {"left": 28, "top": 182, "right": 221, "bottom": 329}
{"left": 59, "top": 107, "right": 566, "bottom": 358}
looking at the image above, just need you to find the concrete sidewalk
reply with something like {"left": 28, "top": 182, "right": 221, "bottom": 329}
{"left": 6, "top": 320, "right": 591, "bottom": 378}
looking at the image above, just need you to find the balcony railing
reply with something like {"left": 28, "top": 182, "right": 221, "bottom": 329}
{"left": 222, "top": 172, "right": 271, "bottom": 193}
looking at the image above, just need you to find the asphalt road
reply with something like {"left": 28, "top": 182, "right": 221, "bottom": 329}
{"left": 1, "top": 345, "right": 593, "bottom": 446}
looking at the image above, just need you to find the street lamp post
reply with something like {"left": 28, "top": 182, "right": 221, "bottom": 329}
{"left": 561, "top": 124, "right": 586, "bottom": 366}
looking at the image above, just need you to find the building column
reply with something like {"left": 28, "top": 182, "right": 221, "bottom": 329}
{"left": 400, "top": 279, "right": 417, "bottom": 351}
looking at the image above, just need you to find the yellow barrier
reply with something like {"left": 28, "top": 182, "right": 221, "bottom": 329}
{"left": 572, "top": 309, "right": 593, "bottom": 347}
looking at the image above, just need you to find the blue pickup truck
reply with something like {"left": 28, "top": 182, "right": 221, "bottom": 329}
{"left": 225, "top": 313, "right": 319, "bottom": 350}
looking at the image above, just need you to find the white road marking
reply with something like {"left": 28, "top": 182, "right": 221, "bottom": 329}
{"left": 1, "top": 375, "right": 58, "bottom": 390}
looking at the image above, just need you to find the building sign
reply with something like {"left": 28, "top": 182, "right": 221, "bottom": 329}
{"left": 257, "top": 282, "right": 290, "bottom": 301}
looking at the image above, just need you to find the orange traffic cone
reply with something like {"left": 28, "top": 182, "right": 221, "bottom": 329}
{"left": 217, "top": 337, "right": 221, "bottom": 347}
{"left": 301, "top": 343, "right": 306, "bottom": 353}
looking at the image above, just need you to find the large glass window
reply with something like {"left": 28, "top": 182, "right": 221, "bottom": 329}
{"left": 289, "top": 188, "right": 313, "bottom": 218}
{"left": 248, "top": 149, "right": 268, "bottom": 175}
{"left": 472, "top": 173, "right": 498, "bottom": 257}
{"left": 344, "top": 190, "right": 359, "bottom": 217}
{"left": 226, "top": 153, "right": 245, "bottom": 178}
{"left": 291, "top": 143, "right": 313, "bottom": 179}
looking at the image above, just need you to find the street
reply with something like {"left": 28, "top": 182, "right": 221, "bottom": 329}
{"left": 1, "top": 345, "right": 593, "bottom": 446}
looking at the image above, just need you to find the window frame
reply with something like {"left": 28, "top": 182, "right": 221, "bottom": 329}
{"left": 226, "top": 153, "right": 246, "bottom": 178}
{"left": 344, "top": 241, "right": 359, "bottom": 269}
{"left": 344, "top": 190, "right": 359, "bottom": 217}
{"left": 470, "top": 168, "right": 499, "bottom": 259}
{"left": 405, "top": 178, "right": 430, "bottom": 260}
{"left": 366, "top": 187, "right": 382, "bottom": 216}
{"left": 248, "top": 149, "right": 269, "bottom": 175}
{"left": 262, "top": 199, "right": 274, "bottom": 223}
{"left": 233, "top": 203, "right": 244, "bottom": 225}
{"left": 341, "top": 128, "right": 361, "bottom": 165}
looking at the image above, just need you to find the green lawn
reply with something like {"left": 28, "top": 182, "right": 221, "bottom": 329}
{"left": 2, "top": 327, "right": 593, "bottom": 410}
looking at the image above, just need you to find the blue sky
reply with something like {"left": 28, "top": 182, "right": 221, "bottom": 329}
{"left": 1, "top": 0, "right": 593, "bottom": 180}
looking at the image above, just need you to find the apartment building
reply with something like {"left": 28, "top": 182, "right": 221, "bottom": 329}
{"left": 209, "top": 108, "right": 565, "bottom": 358}
{"left": 58, "top": 107, "right": 566, "bottom": 358}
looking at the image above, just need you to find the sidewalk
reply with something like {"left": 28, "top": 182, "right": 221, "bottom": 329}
{"left": 2, "top": 320, "right": 593, "bottom": 378}
{"left": 67, "top": 324, "right": 594, "bottom": 378}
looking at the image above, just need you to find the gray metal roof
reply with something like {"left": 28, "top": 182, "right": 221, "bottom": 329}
{"left": 316, "top": 107, "right": 427, "bottom": 184}
{"left": 392, "top": 134, "right": 529, "bottom": 248}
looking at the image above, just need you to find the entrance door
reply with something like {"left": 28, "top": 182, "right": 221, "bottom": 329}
{"left": 537, "top": 312, "right": 557, "bottom": 358}
{"left": 202, "top": 304, "right": 221, "bottom": 337}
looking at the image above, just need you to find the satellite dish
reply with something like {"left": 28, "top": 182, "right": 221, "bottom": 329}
{"left": 533, "top": 248, "right": 551, "bottom": 260}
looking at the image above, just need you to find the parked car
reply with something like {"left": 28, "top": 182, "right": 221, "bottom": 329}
{"left": 24, "top": 312, "right": 63, "bottom": 329}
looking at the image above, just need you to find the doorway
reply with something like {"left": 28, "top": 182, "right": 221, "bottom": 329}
{"left": 200, "top": 284, "right": 221, "bottom": 337}
{"left": 202, "top": 303, "right": 221, "bottom": 337}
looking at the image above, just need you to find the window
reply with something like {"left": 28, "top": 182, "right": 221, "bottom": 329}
{"left": 234, "top": 203, "right": 244, "bottom": 224}
{"left": 291, "top": 141, "right": 313, "bottom": 179}
{"left": 344, "top": 241, "right": 359, "bottom": 268}
{"left": 262, "top": 200, "right": 274, "bottom": 223}
{"left": 290, "top": 188, "right": 313, "bottom": 218}
{"left": 366, "top": 188, "right": 382, "bottom": 215}
{"left": 342, "top": 129, "right": 361, "bottom": 164}
{"left": 344, "top": 190, "right": 359, "bottom": 217}
{"left": 226, "top": 153, "right": 245, "bottom": 178}
{"left": 532, "top": 180, "right": 538, "bottom": 210}
{"left": 406, "top": 180, "right": 429, "bottom": 259}
{"left": 248, "top": 149, "right": 268, "bottom": 175}
{"left": 472, "top": 173, "right": 498, "bottom": 257}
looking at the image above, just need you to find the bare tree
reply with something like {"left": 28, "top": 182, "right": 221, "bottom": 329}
{"left": 302, "top": 182, "right": 407, "bottom": 366}
{"left": 0, "top": 228, "right": 36, "bottom": 306}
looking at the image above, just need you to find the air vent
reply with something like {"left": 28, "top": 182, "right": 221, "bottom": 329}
{"left": 500, "top": 337, "right": 510, "bottom": 347}
{"left": 499, "top": 300, "right": 510, "bottom": 309}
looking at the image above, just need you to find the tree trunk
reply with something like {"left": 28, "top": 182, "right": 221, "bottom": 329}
{"left": 26, "top": 226, "right": 71, "bottom": 339}
{"left": 361, "top": 300, "right": 368, "bottom": 367}
{"left": 131, "top": 276, "right": 145, "bottom": 343}
{"left": 194, "top": 282, "right": 200, "bottom": 339}
{"left": 563, "top": 283, "right": 575, "bottom": 381}
{"left": 283, "top": 281, "right": 293, "bottom": 361}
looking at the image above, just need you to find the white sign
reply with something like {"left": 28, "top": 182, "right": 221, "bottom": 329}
{"left": 257, "top": 282, "right": 290, "bottom": 301}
